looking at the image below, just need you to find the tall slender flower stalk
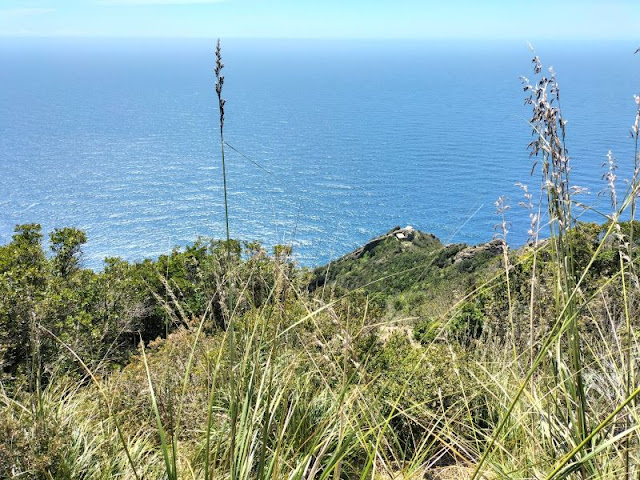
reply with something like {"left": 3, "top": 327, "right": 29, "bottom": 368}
{"left": 494, "top": 196, "right": 516, "bottom": 359}
{"left": 215, "top": 39, "right": 231, "bottom": 257}
{"left": 623, "top": 50, "right": 640, "bottom": 479}
{"left": 211, "top": 37, "right": 238, "bottom": 480}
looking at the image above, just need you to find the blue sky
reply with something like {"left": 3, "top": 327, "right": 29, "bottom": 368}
{"left": 0, "top": 0, "right": 638, "bottom": 39}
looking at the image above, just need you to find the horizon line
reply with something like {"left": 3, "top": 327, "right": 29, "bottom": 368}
{"left": 1, "top": 34, "right": 638, "bottom": 42}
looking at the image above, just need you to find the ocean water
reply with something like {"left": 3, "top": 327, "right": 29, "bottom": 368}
{"left": 1, "top": 38, "right": 639, "bottom": 268}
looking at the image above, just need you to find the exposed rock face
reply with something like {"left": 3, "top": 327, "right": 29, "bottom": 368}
{"left": 453, "top": 239, "right": 504, "bottom": 264}
{"left": 340, "top": 226, "right": 434, "bottom": 261}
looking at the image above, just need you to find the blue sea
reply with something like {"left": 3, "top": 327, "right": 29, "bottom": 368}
{"left": 1, "top": 38, "right": 639, "bottom": 268}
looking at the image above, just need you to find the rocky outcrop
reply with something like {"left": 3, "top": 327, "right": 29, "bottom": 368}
{"left": 453, "top": 239, "right": 504, "bottom": 264}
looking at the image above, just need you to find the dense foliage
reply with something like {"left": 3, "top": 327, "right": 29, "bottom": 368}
{"left": 0, "top": 223, "right": 291, "bottom": 390}
{"left": 2, "top": 217, "right": 639, "bottom": 479}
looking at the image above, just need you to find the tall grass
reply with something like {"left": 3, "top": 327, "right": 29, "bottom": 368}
{"left": 470, "top": 49, "right": 640, "bottom": 479}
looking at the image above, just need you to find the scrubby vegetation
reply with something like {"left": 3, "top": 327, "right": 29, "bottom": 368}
{"left": 2, "top": 46, "right": 640, "bottom": 479}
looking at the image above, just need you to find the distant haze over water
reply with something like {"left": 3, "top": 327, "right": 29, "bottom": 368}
{"left": 1, "top": 38, "right": 639, "bottom": 268}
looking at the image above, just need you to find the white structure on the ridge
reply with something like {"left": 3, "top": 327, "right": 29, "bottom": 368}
{"left": 395, "top": 225, "right": 414, "bottom": 240}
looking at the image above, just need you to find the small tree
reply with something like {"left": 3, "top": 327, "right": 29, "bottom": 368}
{"left": 50, "top": 227, "right": 87, "bottom": 278}
{"left": 0, "top": 224, "right": 47, "bottom": 385}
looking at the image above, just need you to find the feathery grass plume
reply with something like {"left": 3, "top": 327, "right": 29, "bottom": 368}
{"left": 516, "top": 182, "right": 539, "bottom": 244}
{"left": 214, "top": 38, "right": 231, "bottom": 275}
{"left": 473, "top": 50, "right": 595, "bottom": 480}
{"left": 601, "top": 150, "right": 619, "bottom": 213}
{"left": 494, "top": 196, "right": 516, "bottom": 357}
{"left": 522, "top": 51, "right": 590, "bottom": 466}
